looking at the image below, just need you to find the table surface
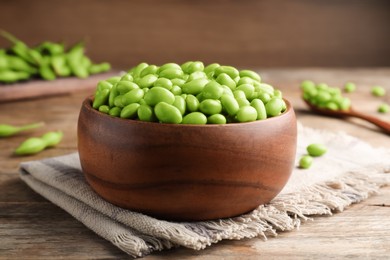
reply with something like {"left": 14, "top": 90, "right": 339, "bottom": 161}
{"left": 1, "top": 68, "right": 389, "bottom": 259}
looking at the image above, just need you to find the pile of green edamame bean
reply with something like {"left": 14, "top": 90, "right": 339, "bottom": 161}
{"left": 0, "top": 122, "right": 63, "bottom": 156}
{"left": 0, "top": 31, "right": 110, "bottom": 83}
{"left": 301, "top": 80, "right": 351, "bottom": 111}
{"left": 93, "top": 62, "right": 286, "bottom": 124}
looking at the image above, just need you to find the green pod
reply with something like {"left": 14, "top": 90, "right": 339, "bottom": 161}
{"left": 250, "top": 99, "right": 267, "bottom": 120}
{"left": 51, "top": 55, "right": 71, "bottom": 77}
{"left": 67, "top": 43, "right": 89, "bottom": 78}
{"left": 122, "top": 88, "right": 144, "bottom": 106}
{"left": 14, "top": 137, "right": 47, "bottom": 155}
{"left": 202, "top": 81, "right": 223, "bottom": 100}
{"left": 236, "top": 106, "right": 258, "bottom": 122}
{"left": 216, "top": 73, "right": 236, "bottom": 90}
{"left": 153, "top": 78, "right": 173, "bottom": 90}
{"left": 0, "top": 122, "right": 44, "bottom": 138}
{"left": 137, "top": 104, "right": 155, "bottom": 122}
{"left": 182, "top": 78, "right": 209, "bottom": 95}
{"left": 39, "top": 64, "right": 56, "bottom": 81}
{"left": 154, "top": 102, "right": 183, "bottom": 124}
{"left": 144, "top": 87, "right": 175, "bottom": 106}
{"left": 41, "top": 131, "right": 63, "bottom": 147}
{"left": 214, "top": 66, "right": 239, "bottom": 79}
{"left": 207, "top": 114, "right": 226, "bottom": 124}
{"left": 220, "top": 94, "right": 239, "bottom": 116}
{"left": 120, "top": 103, "right": 140, "bottom": 119}
{"left": 182, "top": 112, "right": 207, "bottom": 125}
{"left": 7, "top": 56, "right": 36, "bottom": 73}
{"left": 239, "top": 70, "right": 261, "bottom": 82}
{"left": 0, "top": 70, "right": 30, "bottom": 83}
{"left": 159, "top": 68, "right": 184, "bottom": 79}
{"left": 93, "top": 88, "right": 110, "bottom": 109}
{"left": 89, "top": 62, "right": 111, "bottom": 74}
{"left": 199, "top": 99, "right": 222, "bottom": 115}
{"left": 185, "top": 94, "right": 200, "bottom": 112}
{"left": 172, "top": 95, "right": 186, "bottom": 115}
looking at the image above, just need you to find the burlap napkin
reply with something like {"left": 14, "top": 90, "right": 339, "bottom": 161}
{"left": 19, "top": 124, "right": 390, "bottom": 258}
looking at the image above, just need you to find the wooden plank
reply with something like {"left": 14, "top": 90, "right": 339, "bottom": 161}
{"left": 0, "top": 72, "right": 117, "bottom": 102}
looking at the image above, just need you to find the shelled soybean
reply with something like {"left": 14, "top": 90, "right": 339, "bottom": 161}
{"left": 93, "top": 62, "right": 287, "bottom": 124}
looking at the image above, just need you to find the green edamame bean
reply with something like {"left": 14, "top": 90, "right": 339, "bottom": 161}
{"left": 378, "top": 103, "right": 389, "bottom": 113}
{"left": 214, "top": 66, "right": 239, "bottom": 79}
{"left": 114, "top": 95, "right": 125, "bottom": 107}
{"left": 96, "top": 80, "right": 113, "bottom": 92}
{"left": 250, "top": 99, "right": 267, "bottom": 120}
{"left": 204, "top": 63, "right": 220, "bottom": 75}
{"left": 222, "top": 85, "right": 234, "bottom": 96}
{"left": 117, "top": 81, "right": 139, "bottom": 94}
{"left": 106, "top": 76, "right": 121, "bottom": 84}
{"left": 93, "top": 88, "right": 110, "bottom": 109}
{"left": 187, "top": 71, "right": 207, "bottom": 81}
{"left": 98, "top": 105, "right": 110, "bottom": 114}
{"left": 220, "top": 94, "right": 239, "bottom": 116}
{"left": 239, "top": 70, "right": 261, "bottom": 82}
{"left": 207, "top": 114, "right": 226, "bottom": 124}
{"left": 144, "top": 87, "right": 175, "bottom": 106}
{"left": 236, "top": 106, "right": 257, "bottom": 122}
{"left": 216, "top": 73, "right": 236, "bottom": 90}
{"left": 171, "top": 85, "right": 182, "bottom": 95}
{"left": 109, "top": 107, "right": 122, "bottom": 117}
{"left": 155, "top": 102, "right": 182, "bottom": 124}
{"left": 120, "top": 103, "right": 140, "bottom": 119}
{"left": 236, "top": 84, "right": 255, "bottom": 99}
{"left": 121, "top": 74, "right": 133, "bottom": 82}
{"left": 15, "top": 137, "right": 46, "bottom": 155}
{"left": 300, "top": 80, "right": 316, "bottom": 92}
{"left": 172, "top": 95, "right": 186, "bottom": 115}
{"left": 122, "top": 88, "right": 144, "bottom": 106}
{"left": 154, "top": 78, "right": 173, "bottom": 90}
{"left": 202, "top": 81, "right": 223, "bottom": 99}
{"left": 315, "top": 90, "right": 332, "bottom": 104}
{"left": 233, "top": 90, "right": 246, "bottom": 100}
{"left": 343, "top": 82, "right": 356, "bottom": 93}
{"left": 237, "top": 77, "right": 254, "bottom": 86}
{"left": 371, "top": 86, "right": 386, "bottom": 97}
{"left": 299, "top": 155, "right": 313, "bottom": 169}
{"left": 139, "top": 74, "right": 158, "bottom": 88}
{"left": 140, "top": 65, "right": 158, "bottom": 77}
{"left": 307, "top": 143, "right": 327, "bottom": 157}
{"left": 138, "top": 104, "right": 155, "bottom": 122}
{"left": 265, "top": 98, "right": 284, "bottom": 117}
{"left": 236, "top": 97, "right": 250, "bottom": 107}
{"left": 132, "top": 62, "right": 149, "bottom": 77}
{"left": 0, "top": 122, "right": 44, "bottom": 138}
{"left": 325, "top": 102, "right": 338, "bottom": 110}
{"left": 316, "top": 83, "right": 328, "bottom": 90}
{"left": 159, "top": 68, "right": 184, "bottom": 79}
{"left": 181, "top": 61, "right": 193, "bottom": 73}
{"left": 186, "top": 61, "right": 204, "bottom": 74}
{"left": 182, "top": 112, "right": 207, "bottom": 125}
{"left": 274, "top": 89, "right": 283, "bottom": 98}
{"left": 255, "top": 83, "right": 274, "bottom": 95}
{"left": 108, "top": 84, "right": 119, "bottom": 107}
{"left": 338, "top": 97, "right": 351, "bottom": 110}
{"left": 182, "top": 78, "right": 209, "bottom": 95}
{"left": 158, "top": 63, "right": 181, "bottom": 72}
{"left": 186, "top": 94, "right": 200, "bottom": 112}
{"left": 170, "top": 78, "right": 186, "bottom": 87}
{"left": 199, "top": 99, "right": 222, "bottom": 115}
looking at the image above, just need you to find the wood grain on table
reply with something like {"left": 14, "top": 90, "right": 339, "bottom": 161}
{"left": 1, "top": 68, "right": 389, "bottom": 259}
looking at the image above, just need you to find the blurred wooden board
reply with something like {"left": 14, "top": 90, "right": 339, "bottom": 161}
{"left": 0, "top": 72, "right": 118, "bottom": 103}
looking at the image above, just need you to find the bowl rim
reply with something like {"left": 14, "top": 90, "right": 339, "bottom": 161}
{"left": 82, "top": 96, "right": 295, "bottom": 128}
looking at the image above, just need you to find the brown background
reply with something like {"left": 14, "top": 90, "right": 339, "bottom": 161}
{"left": 0, "top": 0, "right": 389, "bottom": 69}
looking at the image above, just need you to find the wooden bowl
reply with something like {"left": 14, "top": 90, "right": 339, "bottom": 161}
{"left": 78, "top": 97, "right": 297, "bottom": 221}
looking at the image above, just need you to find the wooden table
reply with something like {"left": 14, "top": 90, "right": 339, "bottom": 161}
{"left": 1, "top": 68, "right": 389, "bottom": 259}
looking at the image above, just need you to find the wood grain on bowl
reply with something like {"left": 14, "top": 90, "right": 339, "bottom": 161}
{"left": 78, "top": 97, "right": 297, "bottom": 221}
